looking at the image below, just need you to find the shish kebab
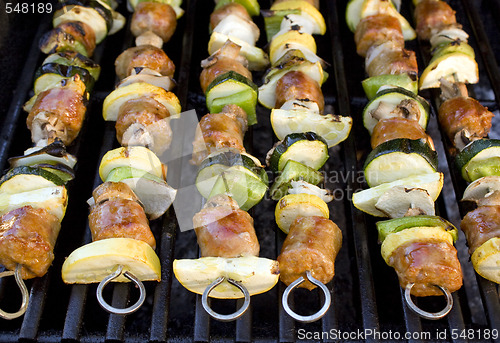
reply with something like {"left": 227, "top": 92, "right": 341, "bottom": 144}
{"left": 412, "top": 0, "right": 500, "bottom": 288}
{"left": 61, "top": 0, "right": 181, "bottom": 314}
{"left": 347, "top": 0, "right": 463, "bottom": 320}
{"left": 259, "top": 0, "right": 351, "bottom": 322}
{"left": 0, "top": 0, "right": 124, "bottom": 319}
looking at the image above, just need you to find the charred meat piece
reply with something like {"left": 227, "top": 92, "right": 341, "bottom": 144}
{"left": 210, "top": 2, "right": 251, "bottom": 30}
{"left": 115, "top": 96, "right": 172, "bottom": 155}
{"left": 388, "top": 240, "right": 463, "bottom": 296}
{"left": 0, "top": 206, "right": 61, "bottom": 279}
{"left": 27, "top": 76, "right": 87, "bottom": 146}
{"left": 414, "top": 0, "right": 457, "bottom": 41}
{"left": 131, "top": 2, "right": 177, "bottom": 43}
{"left": 355, "top": 14, "right": 404, "bottom": 57}
{"left": 461, "top": 205, "right": 500, "bottom": 255}
{"left": 89, "top": 182, "right": 155, "bottom": 249}
{"left": 192, "top": 104, "right": 248, "bottom": 165}
{"left": 278, "top": 216, "right": 342, "bottom": 290}
{"left": 366, "top": 42, "right": 418, "bottom": 79}
{"left": 371, "top": 117, "right": 433, "bottom": 149}
{"left": 193, "top": 195, "right": 260, "bottom": 258}
{"left": 275, "top": 70, "right": 324, "bottom": 113}
{"left": 115, "top": 45, "right": 175, "bottom": 80}
{"left": 438, "top": 96, "right": 494, "bottom": 150}
{"left": 200, "top": 41, "right": 252, "bottom": 94}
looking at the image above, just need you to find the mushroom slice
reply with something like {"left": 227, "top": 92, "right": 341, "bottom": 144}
{"left": 288, "top": 180, "right": 333, "bottom": 203}
{"left": 375, "top": 186, "right": 435, "bottom": 218}
{"left": 462, "top": 176, "right": 500, "bottom": 206}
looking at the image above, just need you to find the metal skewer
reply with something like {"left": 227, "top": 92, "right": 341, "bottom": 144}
{"left": 96, "top": 265, "right": 146, "bottom": 315}
{"left": 282, "top": 270, "right": 331, "bottom": 323}
{"left": 404, "top": 283, "right": 453, "bottom": 320}
{"left": 0, "top": 265, "right": 29, "bottom": 320}
{"left": 201, "top": 276, "right": 250, "bottom": 322}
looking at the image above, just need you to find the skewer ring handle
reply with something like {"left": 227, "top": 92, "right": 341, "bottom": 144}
{"left": 404, "top": 283, "right": 453, "bottom": 320}
{"left": 96, "top": 265, "right": 146, "bottom": 315}
{"left": 201, "top": 276, "right": 250, "bottom": 322}
{"left": 282, "top": 270, "right": 331, "bottom": 323}
{"left": 0, "top": 265, "right": 29, "bottom": 320}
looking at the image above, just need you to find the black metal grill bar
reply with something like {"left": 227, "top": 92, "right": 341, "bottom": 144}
{"left": 328, "top": 0, "right": 380, "bottom": 337}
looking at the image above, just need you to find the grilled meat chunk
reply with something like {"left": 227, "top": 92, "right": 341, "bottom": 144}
{"left": 355, "top": 14, "right": 404, "bottom": 57}
{"left": 414, "top": 0, "right": 457, "bottom": 41}
{"left": 371, "top": 117, "right": 433, "bottom": 149}
{"left": 366, "top": 42, "right": 418, "bottom": 79}
{"left": 115, "top": 45, "right": 175, "bottom": 80}
{"left": 275, "top": 70, "right": 324, "bottom": 113}
{"left": 131, "top": 2, "right": 177, "bottom": 43}
{"left": 461, "top": 205, "right": 500, "bottom": 255}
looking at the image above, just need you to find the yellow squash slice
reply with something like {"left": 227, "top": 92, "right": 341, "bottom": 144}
{"left": 275, "top": 193, "right": 329, "bottom": 233}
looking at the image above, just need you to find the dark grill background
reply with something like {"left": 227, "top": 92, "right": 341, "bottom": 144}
{"left": 0, "top": 0, "right": 499, "bottom": 341}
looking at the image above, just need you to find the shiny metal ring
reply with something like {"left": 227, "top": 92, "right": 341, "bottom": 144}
{"left": 404, "top": 283, "right": 453, "bottom": 320}
{"left": 0, "top": 265, "right": 29, "bottom": 320}
{"left": 201, "top": 276, "right": 250, "bottom": 322}
{"left": 282, "top": 270, "right": 331, "bottom": 323}
{"left": 96, "top": 265, "right": 146, "bottom": 315}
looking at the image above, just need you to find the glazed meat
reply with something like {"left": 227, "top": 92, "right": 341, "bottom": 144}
{"left": 414, "top": 0, "right": 457, "bottom": 41}
{"left": 27, "top": 76, "right": 87, "bottom": 146}
{"left": 193, "top": 195, "right": 259, "bottom": 258}
{"left": 275, "top": 70, "right": 324, "bottom": 113}
{"left": 461, "top": 205, "right": 500, "bottom": 255}
{"left": 192, "top": 104, "right": 248, "bottom": 165}
{"left": 355, "top": 14, "right": 404, "bottom": 57}
{"left": 388, "top": 240, "right": 463, "bottom": 297}
{"left": 115, "top": 96, "right": 172, "bottom": 155}
{"left": 89, "top": 182, "right": 155, "bottom": 249}
{"left": 115, "top": 45, "right": 175, "bottom": 80}
{"left": 371, "top": 117, "right": 433, "bottom": 149}
{"left": 0, "top": 206, "right": 61, "bottom": 279}
{"left": 438, "top": 96, "right": 494, "bottom": 149}
{"left": 131, "top": 2, "right": 177, "bottom": 43}
{"left": 210, "top": 2, "right": 251, "bottom": 30}
{"left": 366, "top": 42, "right": 418, "bottom": 79}
{"left": 278, "top": 216, "right": 342, "bottom": 290}
{"left": 199, "top": 41, "right": 252, "bottom": 93}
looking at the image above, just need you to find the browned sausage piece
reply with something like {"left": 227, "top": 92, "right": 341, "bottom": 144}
{"left": 355, "top": 14, "right": 404, "bottom": 57}
{"left": 275, "top": 70, "right": 324, "bottom": 113}
{"left": 131, "top": 2, "right": 177, "bottom": 43}
{"left": 115, "top": 45, "right": 175, "bottom": 80}
{"left": 461, "top": 205, "right": 500, "bottom": 255}
{"left": 387, "top": 240, "right": 463, "bottom": 296}
{"left": 371, "top": 117, "right": 433, "bottom": 149}
{"left": 414, "top": 0, "right": 457, "bottom": 41}
{"left": 278, "top": 216, "right": 342, "bottom": 290}
{"left": 92, "top": 181, "right": 140, "bottom": 204}
{"left": 366, "top": 42, "right": 418, "bottom": 79}
{"left": 210, "top": 3, "right": 251, "bottom": 30}
{"left": 89, "top": 182, "right": 156, "bottom": 249}
{"left": 0, "top": 206, "right": 61, "bottom": 279}
{"left": 438, "top": 96, "right": 494, "bottom": 149}
{"left": 193, "top": 195, "right": 259, "bottom": 258}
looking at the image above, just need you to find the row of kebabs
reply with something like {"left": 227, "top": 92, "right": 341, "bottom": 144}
{"left": 347, "top": 0, "right": 464, "bottom": 314}
{"left": 347, "top": 0, "right": 497, "bottom": 318}
{"left": 0, "top": 0, "right": 125, "bottom": 297}
{"left": 411, "top": 0, "right": 500, "bottom": 286}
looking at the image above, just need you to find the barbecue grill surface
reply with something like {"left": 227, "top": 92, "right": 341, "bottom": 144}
{"left": 0, "top": 0, "right": 499, "bottom": 342}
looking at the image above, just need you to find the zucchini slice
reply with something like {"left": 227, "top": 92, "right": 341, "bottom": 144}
{"left": 42, "top": 51, "right": 101, "bottom": 81}
{"left": 34, "top": 163, "right": 75, "bottom": 184}
{"left": 363, "top": 87, "right": 430, "bottom": 134}
{"left": 352, "top": 172, "right": 443, "bottom": 217}
{"left": 34, "top": 63, "right": 95, "bottom": 94}
{"left": 419, "top": 52, "right": 478, "bottom": 90}
{"left": 39, "top": 28, "right": 89, "bottom": 57}
{"left": 270, "top": 160, "right": 323, "bottom": 200}
{"left": 361, "top": 74, "right": 418, "bottom": 100}
{"left": 262, "top": 9, "right": 301, "bottom": 41}
{"left": 456, "top": 139, "right": 500, "bottom": 182}
{"left": 363, "top": 138, "right": 438, "bottom": 187}
{"left": 205, "top": 71, "right": 258, "bottom": 125}
{"left": 376, "top": 215, "right": 458, "bottom": 243}
{"left": 345, "top": 0, "right": 364, "bottom": 32}
{"left": 0, "top": 166, "right": 64, "bottom": 194}
{"left": 208, "top": 32, "right": 269, "bottom": 71}
{"left": 258, "top": 59, "right": 325, "bottom": 109}
{"left": 270, "top": 108, "right": 352, "bottom": 148}
{"left": 173, "top": 256, "right": 279, "bottom": 299}
{"left": 196, "top": 151, "right": 267, "bottom": 199}
{"left": 268, "top": 132, "right": 329, "bottom": 172}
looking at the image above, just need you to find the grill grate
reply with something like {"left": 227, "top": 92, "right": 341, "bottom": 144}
{"left": 0, "top": 0, "right": 499, "bottom": 341}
